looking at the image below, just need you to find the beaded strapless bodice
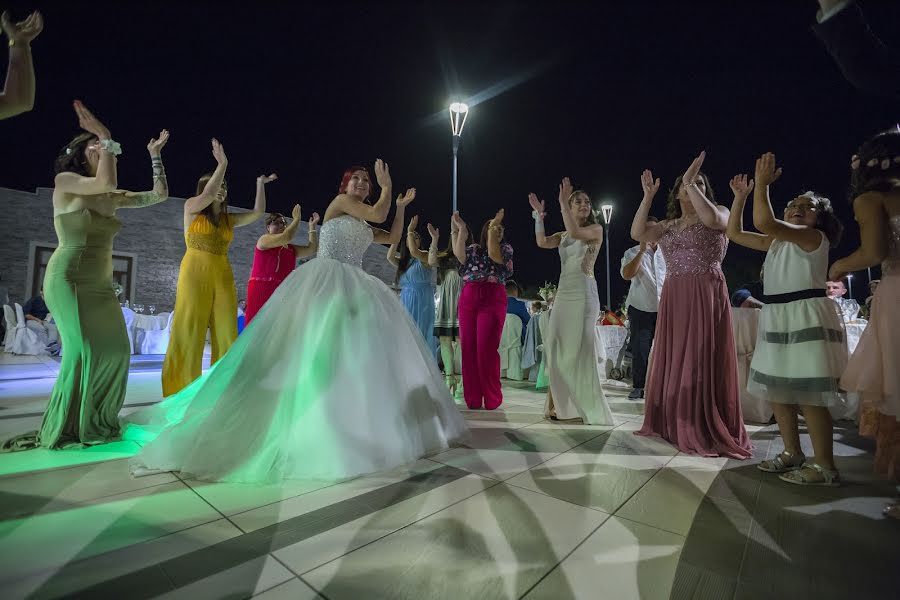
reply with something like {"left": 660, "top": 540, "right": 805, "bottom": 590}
{"left": 185, "top": 214, "right": 234, "bottom": 256}
{"left": 318, "top": 215, "right": 373, "bottom": 268}
{"left": 659, "top": 222, "right": 727, "bottom": 277}
{"left": 884, "top": 215, "right": 900, "bottom": 276}
{"left": 558, "top": 234, "right": 599, "bottom": 278}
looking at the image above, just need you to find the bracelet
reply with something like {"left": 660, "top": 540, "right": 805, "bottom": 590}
{"left": 99, "top": 139, "right": 123, "bottom": 156}
{"left": 531, "top": 210, "right": 543, "bottom": 221}
{"left": 535, "top": 220, "right": 545, "bottom": 234}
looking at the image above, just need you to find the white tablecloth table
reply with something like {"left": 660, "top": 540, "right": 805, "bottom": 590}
{"left": 122, "top": 309, "right": 170, "bottom": 354}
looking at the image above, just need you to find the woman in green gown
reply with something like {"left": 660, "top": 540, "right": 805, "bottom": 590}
{"left": 9, "top": 101, "right": 170, "bottom": 449}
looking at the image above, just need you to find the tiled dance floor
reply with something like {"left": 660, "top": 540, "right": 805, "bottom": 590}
{"left": 0, "top": 354, "right": 897, "bottom": 599}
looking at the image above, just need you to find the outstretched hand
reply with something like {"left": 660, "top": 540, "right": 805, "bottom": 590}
{"left": 309, "top": 212, "right": 320, "bottom": 229}
{"left": 528, "top": 193, "right": 546, "bottom": 219}
{"left": 73, "top": 100, "right": 110, "bottom": 139}
{"left": 451, "top": 211, "right": 467, "bottom": 232}
{"left": 641, "top": 169, "right": 661, "bottom": 198}
{"left": 258, "top": 173, "right": 278, "bottom": 185}
{"left": 489, "top": 208, "right": 505, "bottom": 228}
{"left": 396, "top": 188, "right": 416, "bottom": 208}
{"left": 427, "top": 223, "right": 439, "bottom": 241}
{"left": 147, "top": 129, "right": 170, "bottom": 157}
{"left": 1, "top": 10, "right": 43, "bottom": 45}
{"left": 291, "top": 204, "right": 301, "bottom": 222}
{"left": 681, "top": 151, "right": 706, "bottom": 188}
{"left": 407, "top": 214, "right": 420, "bottom": 232}
{"left": 211, "top": 138, "right": 228, "bottom": 166}
{"left": 558, "top": 177, "right": 574, "bottom": 204}
{"left": 374, "top": 159, "right": 392, "bottom": 189}
{"left": 755, "top": 152, "right": 782, "bottom": 187}
{"left": 729, "top": 174, "right": 754, "bottom": 199}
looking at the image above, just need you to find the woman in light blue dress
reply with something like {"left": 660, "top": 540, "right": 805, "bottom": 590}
{"left": 388, "top": 215, "right": 437, "bottom": 355}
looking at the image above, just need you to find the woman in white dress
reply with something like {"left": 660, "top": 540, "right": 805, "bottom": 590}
{"left": 124, "top": 160, "right": 468, "bottom": 483}
{"left": 528, "top": 177, "right": 614, "bottom": 425}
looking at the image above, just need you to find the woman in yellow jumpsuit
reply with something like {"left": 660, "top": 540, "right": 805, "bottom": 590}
{"left": 161, "top": 139, "right": 274, "bottom": 396}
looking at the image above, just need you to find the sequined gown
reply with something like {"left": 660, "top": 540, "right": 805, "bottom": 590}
{"left": 124, "top": 215, "right": 468, "bottom": 483}
{"left": 842, "top": 214, "right": 900, "bottom": 480}
{"left": 544, "top": 235, "right": 614, "bottom": 424}
{"left": 636, "top": 222, "right": 752, "bottom": 459}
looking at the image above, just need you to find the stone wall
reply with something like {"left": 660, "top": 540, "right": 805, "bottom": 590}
{"left": 0, "top": 186, "right": 397, "bottom": 310}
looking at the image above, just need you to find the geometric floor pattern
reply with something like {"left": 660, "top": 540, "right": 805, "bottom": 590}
{"left": 1, "top": 353, "right": 897, "bottom": 599}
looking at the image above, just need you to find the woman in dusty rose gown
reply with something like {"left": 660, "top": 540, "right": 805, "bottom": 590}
{"left": 830, "top": 128, "right": 900, "bottom": 519}
{"left": 629, "top": 154, "right": 752, "bottom": 459}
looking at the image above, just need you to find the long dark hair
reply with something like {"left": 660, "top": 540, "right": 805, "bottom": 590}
{"left": 666, "top": 172, "right": 715, "bottom": 220}
{"left": 195, "top": 173, "right": 229, "bottom": 227}
{"left": 393, "top": 236, "right": 413, "bottom": 285}
{"left": 54, "top": 133, "right": 96, "bottom": 176}
{"left": 796, "top": 191, "right": 844, "bottom": 247}
{"left": 850, "top": 128, "right": 900, "bottom": 198}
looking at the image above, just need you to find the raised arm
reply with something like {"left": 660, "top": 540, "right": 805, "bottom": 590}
{"left": 487, "top": 209, "right": 505, "bottom": 264}
{"left": 620, "top": 245, "right": 646, "bottom": 281}
{"left": 373, "top": 188, "right": 414, "bottom": 245}
{"left": 426, "top": 222, "right": 440, "bottom": 267}
{"left": 258, "top": 204, "right": 300, "bottom": 250}
{"left": 725, "top": 174, "right": 772, "bottom": 251}
{"left": 451, "top": 212, "right": 468, "bottom": 264}
{"left": 53, "top": 101, "right": 118, "bottom": 196}
{"left": 118, "top": 130, "right": 171, "bottom": 209}
{"left": 681, "top": 152, "right": 729, "bottom": 230}
{"left": 386, "top": 242, "right": 400, "bottom": 267}
{"left": 631, "top": 169, "right": 667, "bottom": 243}
{"left": 557, "top": 178, "right": 604, "bottom": 243}
{"left": 529, "top": 193, "right": 563, "bottom": 249}
{"left": 752, "top": 153, "right": 824, "bottom": 251}
{"left": 328, "top": 159, "right": 393, "bottom": 224}
{"left": 406, "top": 215, "right": 430, "bottom": 263}
{"left": 0, "top": 10, "right": 42, "bottom": 119}
{"left": 829, "top": 192, "right": 888, "bottom": 280}
{"left": 294, "top": 212, "right": 320, "bottom": 259}
{"left": 231, "top": 174, "right": 275, "bottom": 227}
{"left": 184, "top": 138, "right": 228, "bottom": 214}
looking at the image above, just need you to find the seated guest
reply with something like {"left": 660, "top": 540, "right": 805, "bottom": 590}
{"left": 505, "top": 280, "right": 530, "bottom": 343}
{"left": 731, "top": 282, "right": 765, "bottom": 308}
{"left": 22, "top": 288, "right": 58, "bottom": 351}
{"left": 864, "top": 279, "right": 879, "bottom": 318}
{"left": 826, "top": 278, "right": 860, "bottom": 320}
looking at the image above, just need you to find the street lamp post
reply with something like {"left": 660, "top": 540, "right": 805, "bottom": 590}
{"left": 449, "top": 102, "right": 469, "bottom": 214}
{"left": 601, "top": 204, "right": 613, "bottom": 309}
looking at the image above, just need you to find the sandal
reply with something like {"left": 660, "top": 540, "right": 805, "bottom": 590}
{"left": 779, "top": 463, "right": 841, "bottom": 487}
{"left": 758, "top": 451, "right": 806, "bottom": 473}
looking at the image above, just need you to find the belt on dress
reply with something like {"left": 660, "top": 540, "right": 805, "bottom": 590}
{"left": 762, "top": 289, "right": 826, "bottom": 304}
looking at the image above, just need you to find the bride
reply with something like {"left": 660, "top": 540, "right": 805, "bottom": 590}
{"left": 124, "top": 160, "right": 468, "bottom": 483}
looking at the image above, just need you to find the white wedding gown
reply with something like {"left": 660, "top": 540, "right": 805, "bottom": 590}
{"left": 544, "top": 234, "right": 614, "bottom": 424}
{"left": 124, "top": 215, "right": 469, "bottom": 483}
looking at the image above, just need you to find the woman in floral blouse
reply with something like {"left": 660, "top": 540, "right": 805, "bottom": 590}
{"left": 452, "top": 209, "right": 513, "bottom": 410}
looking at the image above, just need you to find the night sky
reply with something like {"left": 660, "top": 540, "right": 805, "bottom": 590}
{"left": 3, "top": 0, "right": 898, "bottom": 305}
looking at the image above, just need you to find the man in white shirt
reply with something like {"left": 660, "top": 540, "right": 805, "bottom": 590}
{"left": 620, "top": 222, "right": 667, "bottom": 399}
{"left": 826, "top": 279, "right": 860, "bottom": 321}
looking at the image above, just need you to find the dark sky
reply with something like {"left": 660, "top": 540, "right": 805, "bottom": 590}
{"left": 3, "top": 0, "right": 897, "bottom": 304}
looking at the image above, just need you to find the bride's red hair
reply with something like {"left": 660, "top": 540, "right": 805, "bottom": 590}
{"left": 338, "top": 166, "right": 372, "bottom": 200}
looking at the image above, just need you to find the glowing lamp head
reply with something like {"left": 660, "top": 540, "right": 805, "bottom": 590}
{"left": 600, "top": 204, "right": 613, "bottom": 224}
{"left": 449, "top": 102, "right": 469, "bottom": 136}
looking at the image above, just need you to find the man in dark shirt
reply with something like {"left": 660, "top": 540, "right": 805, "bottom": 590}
{"left": 731, "top": 280, "right": 765, "bottom": 309}
{"left": 22, "top": 290, "right": 49, "bottom": 322}
{"left": 23, "top": 288, "right": 58, "bottom": 350}
{"left": 505, "top": 280, "right": 530, "bottom": 344}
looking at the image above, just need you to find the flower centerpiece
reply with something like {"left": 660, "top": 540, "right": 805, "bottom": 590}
{"left": 538, "top": 281, "right": 557, "bottom": 301}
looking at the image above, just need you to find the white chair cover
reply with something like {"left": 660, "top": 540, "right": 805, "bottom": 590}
{"left": 11, "top": 303, "right": 48, "bottom": 356}
{"left": 121, "top": 307, "right": 136, "bottom": 354}
{"left": 139, "top": 311, "right": 174, "bottom": 354}
{"left": 3, "top": 304, "right": 17, "bottom": 351}
{"left": 499, "top": 313, "right": 524, "bottom": 381}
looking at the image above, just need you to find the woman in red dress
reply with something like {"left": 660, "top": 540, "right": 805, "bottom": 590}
{"left": 245, "top": 204, "right": 319, "bottom": 325}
